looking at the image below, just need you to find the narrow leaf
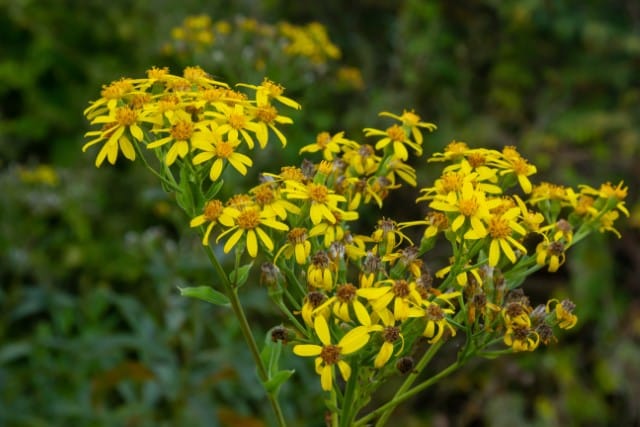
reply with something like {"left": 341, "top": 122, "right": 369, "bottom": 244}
{"left": 178, "top": 286, "right": 229, "bottom": 306}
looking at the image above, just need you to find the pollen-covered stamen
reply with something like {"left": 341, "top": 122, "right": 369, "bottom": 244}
{"left": 386, "top": 124, "right": 407, "bottom": 142}
{"left": 255, "top": 104, "right": 278, "bottom": 123}
{"left": 253, "top": 185, "right": 276, "bottom": 206}
{"left": 315, "top": 132, "right": 331, "bottom": 148}
{"left": 425, "top": 304, "right": 445, "bottom": 321}
{"left": 215, "top": 140, "right": 234, "bottom": 159}
{"left": 382, "top": 326, "right": 401, "bottom": 343}
{"left": 287, "top": 227, "right": 308, "bottom": 244}
{"left": 170, "top": 119, "right": 194, "bottom": 140}
{"left": 320, "top": 344, "right": 341, "bottom": 365}
{"left": 392, "top": 280, "right": 410, "bottom": 298}
{"left": 511, "top": 157, "right": 531, "bottom": 175}
{"left": 115, "top": 106, "right": 138, "bottom": 126}
{"left": 401, "top": 110, "right": 421, "bottom": 125}
{"left": 203, "top": 200, "right": 224, "bottom": 221}
{"left": 336, "top": 283, "right": 357, "bottom": 303}
{"left": 101, "top": 79, "right": 133, "bottom": 99}
{"left": 308, "top": 183, "right": 329, "bottom": 203}
{"left": 307, "top": 291, "right": 327, "bottom": 308}
{"left": 467, "top": 152, "right": 487, "bottom": 168}
{"left": 488, "top": 216, "right": 511, "bottom": 239}
{"left": 458, "top": 197, "right": 480, "bottom": 217}
{"left": 441, "top": 172, "right": 465, "bottom": 193}
{"left": 237, "top": 208, "right": 260, "bottom": 229}
{"left": 228, "top": 112, "right": 247, "bottom": 129}
{"left": 261, "top": 79, "right": 284, "bottom": 97}
{"left": 130, "top": 93, "right": 152, "bottom": 109}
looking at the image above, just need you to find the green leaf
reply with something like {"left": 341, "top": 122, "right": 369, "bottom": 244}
{"left": 229, "top": 262, "right": 253, "bottom": 287}
{"left": 263, "top": 369, "right": 295, "bottom": 394}
{"left": 178, "top": 286, "right": 229, "bottom": 306}
{"left": 204, "top": 179, "right": 224, "bottom": 200}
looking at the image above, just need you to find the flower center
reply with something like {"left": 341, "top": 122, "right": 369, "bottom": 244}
{"left": 170, "top": 119, "right": 194, "bottom": 141}
{"left": 382, "top": 326, "right": 400, "bottom": 343}
{"left": 115, "top": 106, "right": 138, "bottom": 126}
{"left": 216, "top": 140, "right": 234, "bottom": 158}
{"left": 467, "top": 153, "right": 486, "bottom": 168}
{"left": 253, "top": 185, "right": 275, "bottom": 206}
{"left": 255, "top": 104, "right": 278, "bottom": 123}
{"left": 336, "top": 283, "right": 357, "bottom": 303}
{"left": 386, "top": 124, "right": 406, "bottom": 142}
{"left": 228, "top": 111, "right": 246, "bottom": 129}
{"left": 237, "top": 209, "right": 260, "bottom": 229}
{"left": 203, "top": 200, "right": 224, "bottom": 221}
{"left": 315, "top": 132, "right": 331, "bottom": 148}
{"left": 392, "top": 280, "right": 410, "bottom": 298}
{"left": 400, "top": 111, "right": 420, "bottom": 126}
{"left": 288, "top": 227, "right": 308, "bottom": 244}
{"left": 488, "top": 216, "right": 511, "bottom": 239}
{"left": 320, "top": 344, "right": 341, "bottom": 365}
{"left": 425, "top": 304, "right": 444, "bottom": 321}
{"left": 440, "top": 172, "right": 465, "bottom": 193}
{"left": 308, "top": 183, "right": 329, "bottom": 203}
{"left": 101, "top": 79, "right": 132, "bottom": 99}
{"left": 458, "top": 198, "right": 479, "bottom": 217}
{"left": 307, "top": 291, "right": 327, "bottom": 308}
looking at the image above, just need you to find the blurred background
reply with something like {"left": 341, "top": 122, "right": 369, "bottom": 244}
{"left": 1, "top": 0, "right": 639, "bottom": 426}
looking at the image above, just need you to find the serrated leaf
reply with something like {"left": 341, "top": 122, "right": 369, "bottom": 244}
{"left": 229, "top": 262, "right": 253, "bottom": 287}
{"left": 178, "top": 286, "right": 229, "bottom": 306}
{"left": 263, "top": 369, "right": 294, "bottom": 394}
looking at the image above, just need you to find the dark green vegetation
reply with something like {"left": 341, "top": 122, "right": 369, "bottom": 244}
{"left": 2, "top": 1, "right": 639, "bottom": 426}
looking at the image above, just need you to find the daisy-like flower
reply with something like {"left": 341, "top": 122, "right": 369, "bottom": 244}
{"left": 504, "top": 324, "right": 540, "bottom": 352}
{"left": 342, "top": 144, "right": 381, "bottom": 176}
{"left": 422, "top": 299, "right": 457, "bottom": 344}
{"left": 216, "top": 204, "right": 288, "bottom": 257}
{"left": 252, "top": 101, "right": 293, "bottom": 147}
{"left": 378, "top": 109, "right": 436, "bottom": 145}
{"left": 546, "top": 299, "right": 577, "bottom": 330}
{"left": 299, "top": 131, "right": 359, "bottom": 161}
{"left": 315, "top": 282, "right": 371, "bottom": 325}
{"left": 190, "top": 199, "right": 226, "bottom": 245}
{"left": 363, "top": 123, "right": 422, "bottom": 161}
{"left": 429, "top": 181, "right": 502, "bottom": 240}
{"left": 83, "top": 78, "right": 135, "bottom": 119}
{"left": 206, "top": 102, "right": 261, "bottom": 149}
{"left": 358, "top": 279, "right": 423, "bottom": 323}
{"left": 191, "top": 127, "right": 253, "bottom": 181}
{"left": 293, "top": 315, "right": 370, "bottom": 392}
{"left": 282, "top": 180, "right": 347, "bottom": 225}
{"left": 82, "top": 105, "right": 145, "bottom": 167}
{"left": 147, "top": 109, "right": 198, "bottom": 165}
{"left": 274, "top": 227, "right": 311, "bottom": 265}
{"left": 490, "top": 146, "right": 537, "bottom": 194}
{"left": 579, "top": 181, "right": 629, "bottom": 217}
{"left": 428, "top": 140, "right": 472, "bottom": 163}
{"left": 237, "top": 78, "right": 301, "bottom": 110}
{"left": 309, "top": 209, "right": 359, "bottom": 248}
{"left": 250, "top": 182, "right": 300, "bottom": 220}
{"left": 307, "top": 250, "right": 335, "bottom": 291}
{"left": 373, "top": 320, "right": 404, "bottom": 369}
{"left": 535, "top": 237, "right": 566, "bottom": 272}
{"left": 485, "top": 205, "right": 528, "bottom": 266}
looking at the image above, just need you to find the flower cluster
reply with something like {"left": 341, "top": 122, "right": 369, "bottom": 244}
{"left": 83, "top": 69, "right": 628, "bottom": 426}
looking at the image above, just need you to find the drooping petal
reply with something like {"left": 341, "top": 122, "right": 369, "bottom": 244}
{"left": 314, "top": 315, "right": 331, "bottom": 346}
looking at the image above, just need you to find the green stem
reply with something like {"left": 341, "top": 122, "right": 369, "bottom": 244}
{"left": 202, "top": 245, "right": 287, "bottom": 427}
{"left": 355, "top": 359, "right": 460, "bottom": 427}
{"left": 370, "top": 341, "right": 444, "bottom": 427}
{"left": 340, "top": 364, "right": 359, "bottom": 427}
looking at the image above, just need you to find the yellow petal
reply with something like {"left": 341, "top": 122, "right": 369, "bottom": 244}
{"left": 293, "top": 344, "right": 322, "bottom": 357}
{"left": 314, "top": 315, "right": 331, "bottom": 346}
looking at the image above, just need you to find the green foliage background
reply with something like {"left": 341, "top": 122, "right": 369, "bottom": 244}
{"left": 1, "top": 0, "right": 639, "bottom": 426}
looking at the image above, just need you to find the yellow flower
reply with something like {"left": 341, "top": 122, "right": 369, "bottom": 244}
{"left": 307, "top": 251, "right": 335, "bottom": 291}
{"left": 315, "top": 283, "right": 372, "bottom": 325}
{"left": 191, "top": 128, "right": 253, "bottom": 181}
{"left": 147, "top": 109, "right": 198, "bottom": 165}
{"left": 250, "top": 182, "right": 300, "bottom": 220}
{"left": 490, "top": 146, "right": 537, "bottom": 193}
{"left": 373, "top": 321, "right": 404, "bottom": 369}
{"left": 252, "top": 102, "right": 294, "bottom": 148}
{"left": 546, "top": 299, "right": 577, "bottom": 329}
{"left": 274, "top": 227, "right": 311, "bottom": 265}
{"left": 422, "top": 300, "right": 457, "bottom": 344}
{"left": 363, "top": 124, "right": 422, "bottom": 161}
{"left": 485, "top": 206, "right": 528, "bottom": 266}
{"left": 237, "top": 78, "right": 301, "bottom": 110}
{"left": 357, "top": 279, "right": 423, "bottom": 323}
{"left": 342, "top": 144, "right": 381, "bottom": 176}
{"left": 579, "top": 181, "right": 629, "bottom": 217}
{"left": 378, "top": 109, "right": 436, "bottom": 145}
{"left": 293, "top": 316, "right": 370, "bottom": 391}
{"left": 429, "top": 181, "right": 501, "bottom": 239}
{"left": 216, "top": 204, "right": 288, "bottom": 257}
{"left": 504, "top": 325, "right": 540, "bottom": 352}
{"left": 190, "top": 199, "right": 225, "bottom": 245}
{"left": 282, "top": 181, "right": 347, "bottom": 225}
{"left": 83, "top": 105, "right": 146, "bottom": 167}
{"left": 535, "top": 237, "right": 566, "bottom": 272}
{"left": 299, "top": 131, "right": 358, "bottom": 161}
{"left": 206, "top": 103, "right": 261, "bottom": 149}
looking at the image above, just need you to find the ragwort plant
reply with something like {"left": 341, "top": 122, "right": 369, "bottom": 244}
{"left": 83, "top": 66, "right": 627, "bottom": 427}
